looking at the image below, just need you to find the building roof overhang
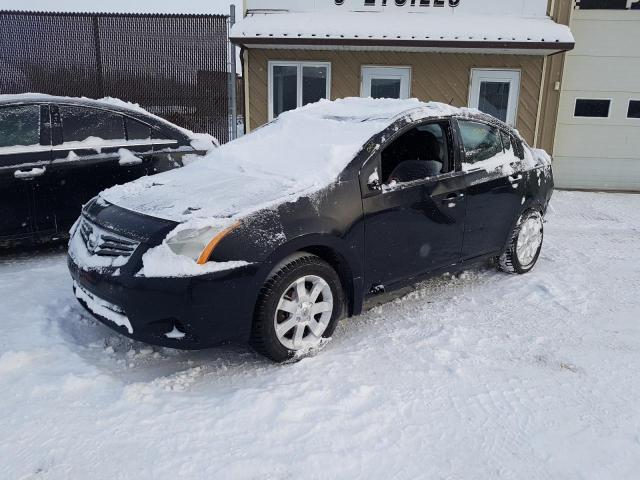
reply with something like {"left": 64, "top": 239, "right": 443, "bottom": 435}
{"left": 230, "top": 11, "right": 575, "bottom": 55}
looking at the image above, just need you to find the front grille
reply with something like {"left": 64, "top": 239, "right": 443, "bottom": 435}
{"left": 79, "top": 218, "right": 139, "bottom": 259}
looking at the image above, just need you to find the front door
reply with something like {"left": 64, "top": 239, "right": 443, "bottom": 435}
{"left": 362, "top": 120, "right": 466, "bottom": 290}
{"left": 455, "top": 119, "right": 527, "bottom": 260}
{"left": 361, "top": 67, "right": 411, "bottom": 100}
{"left": 0, "top": 104, "right": 52, "bottom": 243}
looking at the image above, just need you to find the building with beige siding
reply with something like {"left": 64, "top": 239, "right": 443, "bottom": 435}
{"left": 231, "top": 0, "right": 575, "bottom": 155}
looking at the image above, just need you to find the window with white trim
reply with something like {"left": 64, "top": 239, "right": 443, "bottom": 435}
{"left": 268, "top": 61, "right": 331, "bottom": 120}
{"left": 469, "top": 69, "right": 521, "bottom": 126}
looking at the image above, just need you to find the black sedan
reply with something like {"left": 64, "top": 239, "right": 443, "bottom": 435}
{"left": 68, "top": 98, "right": 553, "bottom": 362}
{"left": 0, "top": 94, "right": 213, "bottom": 247}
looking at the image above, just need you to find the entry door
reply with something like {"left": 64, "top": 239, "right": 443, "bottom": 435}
{"left": 469, "top": 69, "right": 521, "bottom": 126}
{"left": 361, "top": 67, "right": 411, "bottom": 99}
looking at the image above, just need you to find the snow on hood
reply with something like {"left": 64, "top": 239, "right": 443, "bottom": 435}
{"left": 100, "top": 98, "right": 463, "bottom": 223}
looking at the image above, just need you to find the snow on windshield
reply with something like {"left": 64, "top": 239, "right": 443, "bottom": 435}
{"left": 100, "top": 98, "right": 461, "bottom": 223}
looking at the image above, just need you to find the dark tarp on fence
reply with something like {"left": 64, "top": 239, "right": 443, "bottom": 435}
{"left": 0, "top": 11, "right": 233, "bottom": 143}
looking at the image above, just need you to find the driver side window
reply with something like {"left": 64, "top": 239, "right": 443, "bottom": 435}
{"left": 380, "top": 122, "right": 451, "bottom": 186}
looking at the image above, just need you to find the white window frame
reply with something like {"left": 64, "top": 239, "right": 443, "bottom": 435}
{"left": 469, "top": 69, "right": 521, "bottom": 126}
{"left": 361, "top": 66, "right": 412, "bottom": 99}
{"left": 572, "top": 98, "right": 613, "bottom": 119}
{"left": 268, "top": 61, "right": 331, "bottom": 121}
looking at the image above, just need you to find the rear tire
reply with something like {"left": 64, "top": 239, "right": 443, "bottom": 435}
{"left": 251, "top": 254, "right": 345, "bottom": 362}
{"left": 498, "top": 210, "right": 544, "bottom": 275}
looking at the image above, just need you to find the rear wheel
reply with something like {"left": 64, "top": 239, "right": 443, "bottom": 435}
{"left": 499, "top": 210, "right": 544, "bottom": 274}
{"left": 251, "top": 254, "right": 344, "bottom": 362}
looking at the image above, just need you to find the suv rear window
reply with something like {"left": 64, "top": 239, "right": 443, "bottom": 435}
{"left": 0, "top": 105, "right": 40, "bottom": 148}
{"left": 60, "top": 106, "right": 125, "bottom": 143}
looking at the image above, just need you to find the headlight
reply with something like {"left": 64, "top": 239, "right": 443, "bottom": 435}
{"left": 166, "top": 221, "right": 240, "bottom": 264}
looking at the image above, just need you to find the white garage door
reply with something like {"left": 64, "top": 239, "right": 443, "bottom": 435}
{"left": 554, "top": 9, "right": 640, "bottom": 191}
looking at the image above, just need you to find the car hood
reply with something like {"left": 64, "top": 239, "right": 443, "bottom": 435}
{"left": 100, "top": 98, "right": 461, "bottom": 223}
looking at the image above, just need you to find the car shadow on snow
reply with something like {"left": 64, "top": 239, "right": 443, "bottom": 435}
{"left": 49, "top": 299, "right": 273, "bottom": 385}
{"left": 50, "top": 262, "right": 502, "bottom": 386}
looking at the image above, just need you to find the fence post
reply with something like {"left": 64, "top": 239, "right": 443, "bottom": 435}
{"left": 229, "top": 5, "right": 238, "bottom": 140}
{"left": 92, "top": 16, "right": 105, "bottom": 98}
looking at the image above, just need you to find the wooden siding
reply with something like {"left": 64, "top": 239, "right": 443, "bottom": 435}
{"left": 246, "top": 49, "right": 544, "bottom": 145}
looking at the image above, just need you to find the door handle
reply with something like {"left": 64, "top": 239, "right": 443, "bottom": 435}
{"left": 508, "top": 174, "right": 523, "bottom": 183}
{"left": 14, "top": 167, "right": 46, "bottom": 180}
{"left": 442, "top": 193, "right": 465, "bottom": 203}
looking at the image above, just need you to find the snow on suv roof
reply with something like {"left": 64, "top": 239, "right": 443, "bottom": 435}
{"left": 0, "top": 93, "right": 219, "bottom": 150}
{"left": 100, "top": 97, "right": 467, "bottom": 223}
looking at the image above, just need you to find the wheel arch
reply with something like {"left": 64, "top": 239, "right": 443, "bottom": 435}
{"left": 252, "top": 234, "right": 364, "bottom": 320}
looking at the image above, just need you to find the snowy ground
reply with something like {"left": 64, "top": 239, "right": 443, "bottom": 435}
{"left": 1, "top": 190, "right": 640, "bottom": 480}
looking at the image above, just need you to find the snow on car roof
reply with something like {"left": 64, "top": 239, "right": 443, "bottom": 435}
{"left": 100, "top": 98, "right": 464, "bottom": 223}
{"left": 231, "top": 11, "right": 575, "bottom": 54}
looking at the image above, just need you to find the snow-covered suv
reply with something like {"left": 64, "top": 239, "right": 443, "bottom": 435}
{"left": 0, "top": 94, "right": 214, "bottom": 247}
{"left": 68, "top": 98, "right": 553, "bottom": 362}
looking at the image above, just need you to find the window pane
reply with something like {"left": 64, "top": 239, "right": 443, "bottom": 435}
{"left": 272, "top": 65, "right": 298, "bottom": 117}
{"left": 458, "top": 120, "right": 503, "bottom": 164}
{"left": 302, "top": 66, "right": 328, "bottom": 106}
{"left": 0, "top": 105, "right": 40, "bottom": 148}
{"left": 478, "top": 81, "right": 510, "bottom": 122}
{"left": 60, "top": 106, "right": 125, "bottom": 143}
{"left": 125, "top": 117, "right": 152, "bottom": 140}
{"left": 370, "top": 78, "right": 401, "bottom": 99}
{"left": 381, "top": 122, "right": 450, "bottom": 184}
{"left": 574, "top": 99, "right": 610, "bottom": 118}
{"left": 628, "top": 100, "right": 640, "bottom": 119}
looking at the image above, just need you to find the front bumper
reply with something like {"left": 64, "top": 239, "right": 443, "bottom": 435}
{"left": 68, "top": 256, "right": 260, "bottom": 349}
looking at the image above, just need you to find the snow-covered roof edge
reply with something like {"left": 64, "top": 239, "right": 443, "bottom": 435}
{"left": 231, "top": 11, "right": 575, "bottom": 54}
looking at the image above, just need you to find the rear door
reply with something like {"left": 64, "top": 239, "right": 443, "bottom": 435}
{"left": 0, "top": 104, "right": 52, "bottom": 243}
{"left": 455, "top": 119, "right": 526, "bottom": 260}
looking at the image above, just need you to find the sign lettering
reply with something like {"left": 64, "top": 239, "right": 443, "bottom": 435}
{"left": 336, "top": 0, "right": 462, "bottom": 7}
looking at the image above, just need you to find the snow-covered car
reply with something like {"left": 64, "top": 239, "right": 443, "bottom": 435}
{"left": 0, "top": 94, "right": 216, "bottom": 247}
{"left": 68, "top": 98, "right": 553, "bottom": 362}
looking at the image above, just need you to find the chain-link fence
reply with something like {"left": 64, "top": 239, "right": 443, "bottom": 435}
{"left": 0, "top": 11, "right": 236, "bottom": 143}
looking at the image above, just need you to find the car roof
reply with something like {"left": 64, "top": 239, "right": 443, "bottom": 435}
{"left": 0, "top": 93, "right": 147, "bottom": 115}
{"left": 0, "top": 93, "right": 196, "bottom": 141}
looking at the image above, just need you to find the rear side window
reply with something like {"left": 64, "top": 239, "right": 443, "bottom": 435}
{"left": 59, "top": 106, "right": 125, "bottom": 143}
{"left": 125, "top": 117, "right": 152, "bottom": 140}
{"left": 458, "top": 120, "right": 503, "bottom": 164}
{"left": 0, "top": 105, "right": 40, "bottom": 148}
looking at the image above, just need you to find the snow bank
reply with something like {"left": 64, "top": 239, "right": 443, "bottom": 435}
{"left": 100, "top": 98, "right": 463, "bottom": 223}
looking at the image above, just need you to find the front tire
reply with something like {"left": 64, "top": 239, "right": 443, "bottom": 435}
{"left": 251, "top": 254, "right": 345, "bottom": 362}
{"left": 499, "top": 210, "right": 544, "bottom": 274}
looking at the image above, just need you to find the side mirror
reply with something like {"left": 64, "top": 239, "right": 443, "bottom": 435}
{"left": 367, "top": 168, "right": 382, "bottom": 191}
